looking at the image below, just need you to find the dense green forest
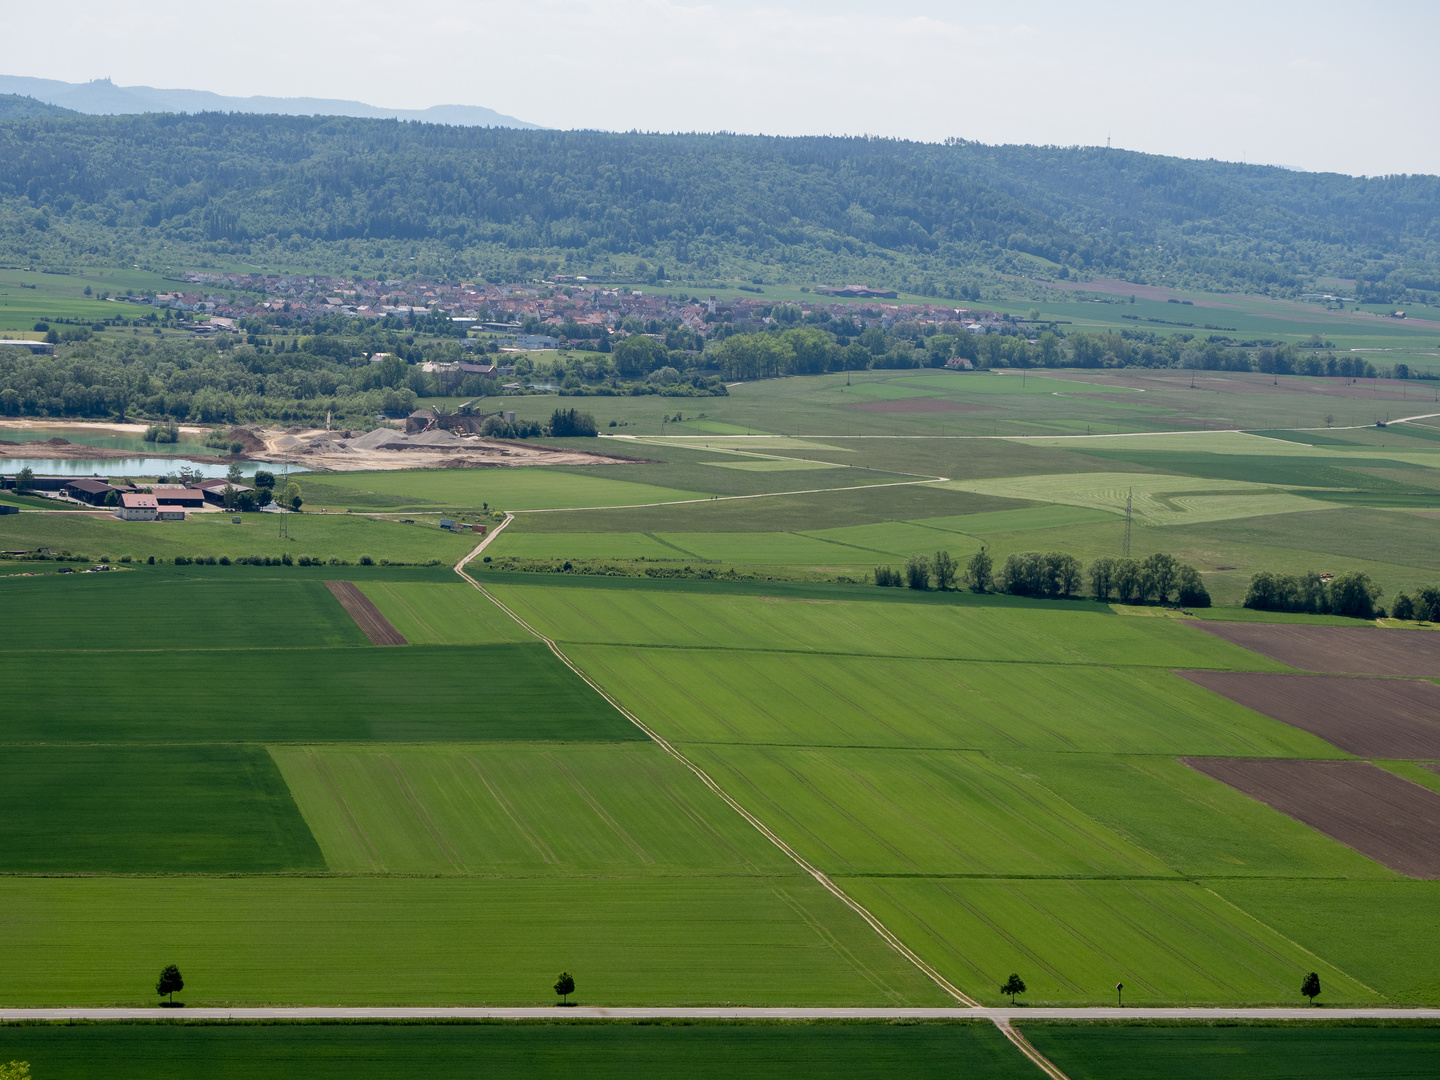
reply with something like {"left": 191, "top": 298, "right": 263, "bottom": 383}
{"left": 0, "top": 114, "right": 1436, "bottom": 301}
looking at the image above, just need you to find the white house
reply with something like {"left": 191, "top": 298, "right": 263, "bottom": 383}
{"left": 114, "top": 493, "right": 158, "bottom": 521}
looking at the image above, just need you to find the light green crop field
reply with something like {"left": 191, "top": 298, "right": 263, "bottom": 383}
{"left": 486, "top": 582, "right": 1279, "bottom": 666}
{"left": 569, "top": 648, "right": 1327, "bottom": 755}
{"left": 0, "top": 1020, "right": 1039, "bottom": 1080}
{"left": 681, "top": 745, "right": 1173, "bottom": 877}
{"left": 992, "top": 753, "right": 1392, "bottom": 879}
{"left": 0, "top": 573, "right": 366, "bottom": 651}
{"left": 301, "top": 468, "right": 708, "bottom": 511}
{"left": 0, "top": 510, "right": 477, "bottom": 564}
{"left": 940, "top": 471, "right": 1342, "bottom": 526}
{"left": 486, "top": 529, "right": 698, "bottom": 561}
{"left": 0, "top": 876, "right": 948, "bottom": 1006}
{"left": 272, "top": 743, "right": 787, "bottom": 876}
{"left": 843, "top": 878, "right": 1378, "bottom": 1006}
{"left": 1209, "top": 881, "right": 1440, "bottom": 1004}
{"left": 0, "top": 644, "right": 639, "bottom": 743}
{"left": 356, "top": 581, "right": 535, "bottom": 643}
{"left": 0, "top": 745, "right": 323, "bottom": 874}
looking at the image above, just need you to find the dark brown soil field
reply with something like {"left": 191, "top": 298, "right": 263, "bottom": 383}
{"left": 1194, "top": 622, "right": 1440, "bottom": 676}
{"left": 324, "top": 580, "right": 407, "bottom": 646}
{"left": 1184, "top": 757, "right": 1440, "bottom": 878}
{"left": 844, "top": 398, "right": 995, "bottom": 413}
{"left": 1178, "top": 671, "right": 1440, "bottom": 757}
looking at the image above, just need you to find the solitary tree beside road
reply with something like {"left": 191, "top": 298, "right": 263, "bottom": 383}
{"left": 156, "top": 963, "right": 184, "bottom": 1004}
{"left": 1301, "top": 971, "right": 1322, "bottom": 1005}
{"left": 1001, "top": 973, "right": 1027, "bottom": 1004}
{"left": 554, "top": 970, "right": 575, "bottom": 1004}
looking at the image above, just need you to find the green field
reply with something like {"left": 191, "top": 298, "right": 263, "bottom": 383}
{"left": 990, "top": 753, "right": 1392, "bottom": 879}
{"left": 1022, "top": 1023, "right": 1440, "bottom": 1080}
{"left": 485, "top": 581, "right": 1275, "bottom": 665}
{"left": 0, "top": 510, "right": 477, "bottom": 564}
{"left": 0, "top": 746, "right": 322, "bottom": 873}
{"left": 356, "top": 581, "right": 535, "bottom": 643}
{"left": 569, "top": 647, "right": 1323, "bottom": 754}
{"left": 0, "top": 644, "right": 638, "bottom": 742}
{"left": 0, "top": 573, "right": 366, "bottom": 651}
{"left": 1210, "top": 880, "right": 1440, "bottom": 1003}
{"left": 16, "top": 359, "right": 1440, "bottom": 1017}
{"left": 0, "top": 1020, "right": 1034, "bottom": 1080}
{"left": 843, "top": 877, "right": 1378, "bottom": 1006}
{"left": 272, "top": 743, "right": 790, "bottom": 875}
{"left": 683, "top": 745, "right": 1174, "bottom": 877}
{"left": 0, "top": 876, "right": 948, "bottom": 1006}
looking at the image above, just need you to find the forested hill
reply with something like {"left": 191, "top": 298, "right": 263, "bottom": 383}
{"left": 0, "top": 113, "right": 1436, "bottom": 303}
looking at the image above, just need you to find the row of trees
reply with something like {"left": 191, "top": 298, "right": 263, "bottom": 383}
{"left": 875, "top": 549, "right": 1211, "bottom": 607}
{"left": 1243, "top": 571, "right": 1383, "bottom": 619}
{"left": 1393, "top": 587, "right": 1440, "bottom": 621}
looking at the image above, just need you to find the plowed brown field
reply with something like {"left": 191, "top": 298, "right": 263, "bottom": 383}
{"left": 324, "top": 581, "right": 407, "bottom": 646}
{"left": 1184, "top": 757, "right": 1440, "bottom": 877}
{"left": 1194, "top": 623, "right": 1440, "bottom": 676}
{"left": 1178, "top": 671, "right": 1440, "bottom": 758}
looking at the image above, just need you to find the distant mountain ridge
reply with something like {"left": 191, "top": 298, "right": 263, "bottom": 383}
{"left": 0, "top": 74, "right": 538, "bottom": 128}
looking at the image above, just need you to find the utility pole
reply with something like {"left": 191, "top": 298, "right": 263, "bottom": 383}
{"left": 1123, "top": 488, "right": 1132, "bottom": 558}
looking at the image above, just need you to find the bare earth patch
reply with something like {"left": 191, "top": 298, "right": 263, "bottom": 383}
{"left": 324, "top": 581, "right": 407, "bottom": 646}
{"left": 1184, "top": 757, "right": 1440, "bottom": 878}
{"left": 253, "top": 426, "right": 638, "bottom": 472}
{"left": 843, "top": 398, "right": 995, "bottom": 414}
{"left": 1193, "top": 622, "right": 1440, "bottom": 676}
{"left": 1178, "top": 670, "right": 1440, "bottom": 758}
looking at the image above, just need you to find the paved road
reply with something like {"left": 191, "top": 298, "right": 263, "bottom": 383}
{"left": 3, "top": 1006, "right": 1436, "bottom": 1021}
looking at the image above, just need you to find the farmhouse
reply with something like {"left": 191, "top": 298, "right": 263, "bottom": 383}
{"left": 114, "top": 493, "right": 157, "bottom": 521}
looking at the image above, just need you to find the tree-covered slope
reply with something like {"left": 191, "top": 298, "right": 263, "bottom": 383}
{"left": 0, "top": 114, "right": 1435, "bottom": 300}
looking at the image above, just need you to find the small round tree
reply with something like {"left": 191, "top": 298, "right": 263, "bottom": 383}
{"left": 155, "top": 964, "right": 184, "bottom": 1005}
{"left": 554, "top": 970, "right": 575, "bottom": 1005}
{"left": 1000, "top": 973, "right": 1027, "bottom": 1005}
{"left": 1301, "top": 971, "right": 1321, "bottom": 1006}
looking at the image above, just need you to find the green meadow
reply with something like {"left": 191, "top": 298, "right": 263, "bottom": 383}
{"left": 0, "top": 509, "right": 478, "bottom": 564}
{"left": 843, "top": 877, "right": 1378, "bottom": 1006}
{"left": 0, "top": 875, "right": 946, "bottom": 1006}
{"left": 1021, "top": 1023, "right": 1440, "bottom": 1080}
{"left": 568, "top": 647, "right": 1319, "bottom": 755}
{"left": 0, "top": 644, "right": 636, "bottom": 743}
{"left": 271, "top": 742, "right": 789, "bottom": 875}
{"left": 356, "top": 581, "right": 536, "bottom": 643}
{"left": 0, "top": 1020, "right": 1033, "bottom": 1080}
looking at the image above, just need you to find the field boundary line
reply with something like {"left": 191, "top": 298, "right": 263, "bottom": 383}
{"left": 992, "top": 1017, "right": 1073, "bottom": 1080}
{"left": 455, "top": 547, "right": 978, "bottom": 1007}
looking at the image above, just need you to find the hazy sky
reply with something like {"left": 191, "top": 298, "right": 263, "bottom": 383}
{"left": 5, "top": 0, "right": 1436, "bottom": 176}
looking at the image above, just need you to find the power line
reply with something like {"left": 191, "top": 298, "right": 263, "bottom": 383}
{"left": 1123, "top": 487, "right": 1132, "bottom": 558}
